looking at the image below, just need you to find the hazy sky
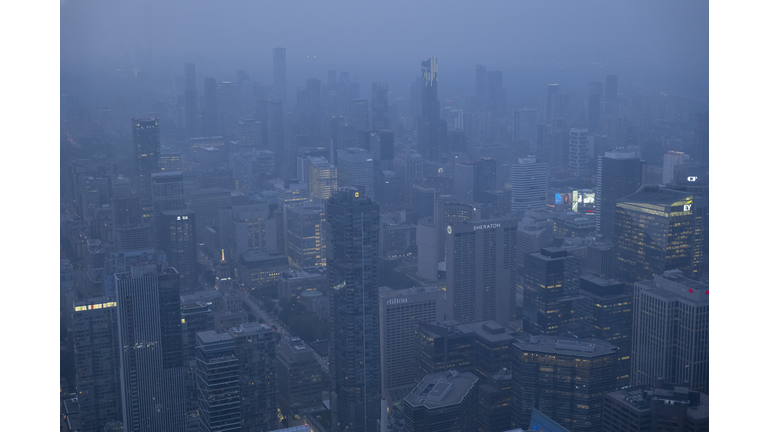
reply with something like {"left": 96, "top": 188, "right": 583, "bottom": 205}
{"left": 61, "top": 0, "right": 708, "bottom": 105}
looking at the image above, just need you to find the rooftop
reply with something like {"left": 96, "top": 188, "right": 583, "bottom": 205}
{"left": 513, "top": 335, "right": 618, "bottom": 358}
{"left": 404, "top": 370, "right": 478, "bottom": 409}
{"left": 617, "top": 186, "right": 692, "bottom": 206}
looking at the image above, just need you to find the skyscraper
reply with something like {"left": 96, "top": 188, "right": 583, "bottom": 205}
{"left": 508, "top": 156, "right": 549, "bottom": 214}
{"left": 418, "top": 57, "right": 440, "bottom": 160}
{"left": 286, "top": 201, "right": 326, "bottom": 268}
{"left": 403, "top": 371, "right": 479, "bottom": 432}
{"left": 336, "top": 148, "right": 375, "bottom": 199}
{"left": 327, "top": 187, "right": 381, "bottom": 432}
{"left": 156, "top": 210, "right": 198, "bottom": 293}
{"left": 522, "top": 247, "right": 570, "bottom": 335}
{"left": 546, "top": 84, "right": 560, "bottom": 122}
{"left": 196, "top": 323, "right": 279, "bottom": 432}
{"left": 116, "top": 260, "right": 186, "bottom": 431}
{"left": 185, "top": 63, "right": 198, "bottom": 137}
{"left": 371, "top": 83, "right": 389, "bottom": 130}
{"left": 595, "top": 151, "right": 645, "bottom": 240}
{"left": 568, "top": 128, "right": 589, "bottom": 177}
{"left": 273, "top": 47, "right": 287, "bottom": 106}
{"left": 613, "top": 187, "right": 694, "bottom": 285}
{"left": 445, "top": 218, "right": 517, "bottom": 325}
{"left": 693, "top": 112, "right": 709, "bottom": 167}
{"left": 378, "top": 286, "right": 446, "bottom": 402}
{"left": 132, "top": 118, "right": 160, "bottom": 205}
{"left": 475, "top": 65, "right": 487, "bottom": 110}
{"left": 72, "top": 298, "right": 121, "bottom": 432}
{"left": 151, "top": 171, "right": 185, "bottom": 239}
{"left": 276, "top": 337, "right": 324, "bottom": 415}
{"left": 632, "top": 270, "right": 709, "bottom": 394}
{"left": 307, "top": 156, "right": 337, "bottom": 200}
{"left": 486, "top": 71, "right": 503, "bottom": 119}
{"left": 588, "top": 81, "right": 603, "bottom": 133}
{"left": 202, "top": 77, "right": 218, "bottom": 136}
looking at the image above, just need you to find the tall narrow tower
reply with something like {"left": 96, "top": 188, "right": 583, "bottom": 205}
{"left": 273, "top": 47, "right": 287, "bottom": 107}
{"left": 327, "top": 187, "right": 381, "bottom": 432}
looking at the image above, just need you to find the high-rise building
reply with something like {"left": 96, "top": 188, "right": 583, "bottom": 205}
{"left": 273, "top": 47, "right": 287, "bottom": 106}
{"left": 693, "top": 112, "right": 709, "bottom": 167}
{"left": 115, "top": 260, "right": 186, "bottom": 431}
{"left": 605, "top": 75, "right": 618, "bottom": 103}
{"left": 196, "top": 323, "right": 279, "bottom": 432}
{"left": 508, "top": 156, "right": 548, "bottom": 214}
{"left": 72, "top": 298, "right": 121, "bottom": 432}
{"left": 276, "top": 337, "right": 324, "bottom": 415}
{"left": 151, "top": 171, "right": 185, "bottom": 237}
{"left": 577, "top": 275, "right": 633, "bottom": 388}
{"left": 327, "top": 188, "right": 381, "bottom": 432}
{"left": 403, "top": 371, "right": 479, "bottom": 432}
{"left": 454, "top": 158, "right": 496, "bottom": 203}
{"left": 202, "top": 77, "right": 218, "bottom": 137}
{"left": 476, "top": 369, "right": 513, "bottom": 432}
{"left": 307, "top": 156, "right": 337, "bottom": 201}
{"left": 418, "top": 57, "right": 441, "bottom": 160}
{"left": 602, "top": 382, "right": 709, "bottom": 432}
{"left": 156, "top": 210, "right": 198, "bottom": 293}
{"left": 275, "top": 180, "right": 308, "bottom": 210}
{"left": 336, "top": 148, "right": 375, "bottom": 199}
{"left": 185, "top": 63, "right": 198, "bottom": 137}
{"left": 486, "top": 71, "right": 503, "bottom": 119}
{"left": 662, "top": 151, "right": 690, "bottom": 185}
{"left": 445, "top": 218, "right": 517, "bottom": 325}
{"left": 613, "top": 187, "right": 694, "bottom": 285}
{"left": 378, "top": 286, "right": 446, "bottom": 402}
{"left": 414, "top": 320, "right": 475, "bottom": 381}
{"left": 475, "top": 65, "right": 487, "bottom": 110}
{"left": 595, "top": 151, "right": 645, "bottom": 240}
{"left": 350, "top": 99, "right": 369, "bottom": 131}
{"left": 509, "top": 336, "right": 618, "bottom": 432}
{"left": 112, "top": 194, "right": 155, "bottom": 252}
{"left": 632, "top": 271, "right": 709, "bottom": 394}
{"left": 588, "top": 81, "right": 603, "bottom": 133}
{"left": 546, "top": 84, "right": 560, "bottom": 122}
{"left": 436, "top": 199, "right": 476, "bottom": 263}
{"left": 132, "top": 118, "right": 160, "bottom": 205}
{"left": 522, "top": 247, "right": 570, "bottom": 335}
{"left": 371, "top": 83, "right": 389, "bottom": 130}
{"left": 568, "top": 128, "right": 589, "bottom": 177}
{"left": 286, "top": 201, "right": 326, "bottom": 268}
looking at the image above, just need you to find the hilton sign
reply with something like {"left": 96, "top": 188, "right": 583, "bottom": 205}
{"left": 386, "top": 298, "right": 408, "bottom": 306}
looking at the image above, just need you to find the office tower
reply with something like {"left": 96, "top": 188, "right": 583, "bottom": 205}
{"left": 371, "top": 83, "right": 389, "bottom": 130}
{"left": 156, "top": 210, "right": 198, "bottom": 293}
{"left": 350, "top": 98, "right": 369, "bottom": 131}
{"left": 375, "top": 170, "right": 400, "bottom": 212}
{"left": 276, "top": 337, "right": 324, "bottom": 415}
{"left": 662, "top": 151, "right": 691, "bottom": 185}
{"left": 568, "top": 128, "right": 589, "bottom": 177}
{"left": 112, "top": 194, "right": 154, "bottom": 252}
{"left": 486, "top": 71, "right": 503, "bottom": 119}
{"left": 307, "top": 156, "right": 337, "bottom": 200}
{"left": 509, "top": 336, "right": 618, "bottom": 432}
{"left": 546, "top": 84, "right": 560, "bottom": 122}
{"left": 418, "top": 57, "right": 441, "bottom": 160}
{"left": 412, "top": 185, "right": 436, "bottom": 221}
{"left": 454, "top": 162, "right": 475, "bottom": 202}
{"left": 196, "top": 323, "right": 279, "bottom": 432}
{"left": 613, "top": 187, "right": 694, "bottom": 285}
{"left": 379, "top": 287, "right": 446, "bottom": 402}
{"left": 415, "top": 320, "right": 475, "bottom": 381}
{"left": 336, "top": 147, "right": 375, "bottom": 199}
{"left": 602, "top": 382, "right": 709, "bottom": 432}
{"left": 585, "top": 243, "right": 613, "bottom": 278}
{"left": 304, "top": 78, "right": 322, "bottom": 144}
{"left": 261, "top": 99, "right": 285, "bottom": 166}
{"left": 508, "top": 156, "right": 548, "bottom": 214}
{"left": 446, "top": 218, "right": 517, "bottom": 325}
{"left": 286, "top": 201, "right": 326, "bottom": 268}
{"left": 72, "top": 298, "right": 121, "bottom": 432}
{"left": 151, "top": 171, "right": 185, "bottom": 235}
{"left": 326, "top": 188, "right": 381, "bottom": 432}
{"left": 273, "top": 47, "right": 287, "bottom": 106}
{"left": 403, "top": 370, "right": 479, "bottom": 432}
{"left": 587, "top": 81, "right": 603, "bottom": 134}
{"left": 474, "top": 157, "right": 497, "bottom": 197}
{"left": 185, "top": 63, "right": 198, "bottom": 137}
{"left": 475, "top": 65, "right": 487, "bottom": 110}
{"left": 132, "top": 118, "right": 160, "bottom": 204}
{"left": 202, "top": 77, "right": 218, "bottom": 137}
{"left": 595, "top": 151, "right": 644, "bottom": 240}
{"left": 693, "top": 112, "right": 709, "bottom": 167}
{"left": 416, "top": 217, "right": 439, "bottom": 280}
{"left": 605, "top": 75, "right": 618, "bottom": 103}
{"left": 190, "top": 187, "right": 239, "bottom": 239}
{"left": 522, "top": 247, "right": 572, "bottom": 335}
{"left": 514, "top": 108, "right": 538, "bottom": 144}
{"left": 115, "top": 261, "right": 186, "bottom": 431}
{"left": 461, "top": 321, "right": 517, "bottom": 385}
{"left": 159, "top": 146, "right": 182, "bottom": 172}
{"left": 180, "top": 301, "right": 214, "bottom": 362}
{"left": 436, "top": 200, "right": 476, "bottom": 263}
{"left": 576, "top": 275, "right": 632, "bottom": 387}
{"left": 632, "top": 271, "right": 709, "bottom": 393}
{"left": 218, "top": 203, "right": 277, "bottom": 263}
{"left": 477, "top": 369, "right": 512, "bottom": 432}
{"left": 275, "top": 180, "right": 308, "bottom": 210}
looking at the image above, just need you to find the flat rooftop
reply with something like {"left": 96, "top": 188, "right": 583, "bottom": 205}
{"left": 513, "top": 335, "right": 617, "bottom": 358}
{"left": 404, "top": 370, "right": 478, "bottom": 409}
